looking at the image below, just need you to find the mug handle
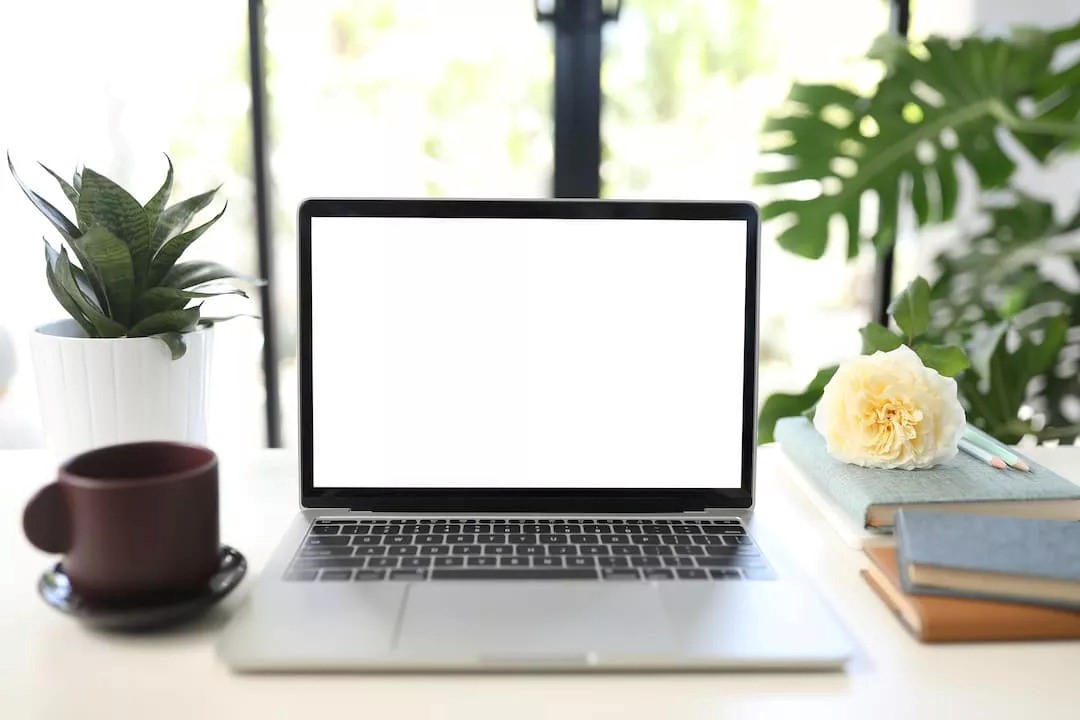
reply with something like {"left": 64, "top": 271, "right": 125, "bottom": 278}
{"left": 23, "top": 482, "right": 71, "bottom": 553}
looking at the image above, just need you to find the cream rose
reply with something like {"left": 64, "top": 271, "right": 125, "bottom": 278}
{"left": 813, "top": 345, "right": 965, "bottom": 469}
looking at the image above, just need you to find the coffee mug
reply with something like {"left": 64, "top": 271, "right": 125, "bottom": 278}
{"left": 23, "top": 442, "right": 220, "bottom": 605}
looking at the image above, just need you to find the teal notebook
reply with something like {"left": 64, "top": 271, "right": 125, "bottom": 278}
{"left": 896, "top": 510, "right": 1080, "bottom": 610}
{"left": 774, "top": 417, "right": 1080, "bottom": 532}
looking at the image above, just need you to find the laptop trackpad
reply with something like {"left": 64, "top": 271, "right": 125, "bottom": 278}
{"left": 395, "top": 583, "right": 675, "bottom": 663}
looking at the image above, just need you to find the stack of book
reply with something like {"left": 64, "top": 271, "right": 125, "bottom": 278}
{"left": 862, "top": 510, "right": 1080, "bottom": 642}
{"left": 773, "top": 417, "right": 1080, "bottom": 642}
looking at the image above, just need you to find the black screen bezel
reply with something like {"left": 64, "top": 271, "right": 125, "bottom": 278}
{"left": 298, "top": 199, "right": 759, "bottom": 511}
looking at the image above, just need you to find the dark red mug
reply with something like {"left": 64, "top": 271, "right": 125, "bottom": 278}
{"left": 23, "top": 442, "right": 220, "bottom": 606}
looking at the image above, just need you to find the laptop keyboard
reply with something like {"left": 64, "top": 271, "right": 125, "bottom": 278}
{"left": 284, "top": 518, "right": 774, "bottom": 582}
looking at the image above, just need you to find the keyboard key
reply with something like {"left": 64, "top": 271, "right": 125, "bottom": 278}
{"left": 637, "top": 535, "right": 662, "bottom": 545}
{"left": 681, "top": 546, "right": 706, "bottom": 556}
{"left": 709, "top": 569, "right": 743, "bottom": 580}
{"left": 672, "top": 526, "right": 702, "bottom": 534}
{"left": 430, "top": 569, "right": 599, "bottom": 580}
{"left": 599, "top": 534, "right": 629, "bottom": 545}
{"left": 434, "top": 557, "right": 465, "bottom": 567}
{"left": 569, "top": 534, "right": 599, "bottom": 544}
{"left": 534, "top": 557, "right": 564, "bottom": 568}
{"left": 676, "top": 568, "right": 709, "bottom": 580}
{"left": 368, "top": 558, "right": 399, "bottom": 568}
{"left": 447, "top": 534, "right": 474, "bottom": 544}
{"left": 629, "top": 557, "right": 662, "bottom": 568}
{"left": 451, "top": 545, "right": 481, "bottom": 556}
{"left": 384, "top": 535, "right": 411, "bottom": 546}
{"left": 367, "top": 525, "right": 395, "bottom": 535}
{"left": 660, "top": 534, "right": 693, "bottom": 545}
{"left": 316, "top": 518, "right": 355, "bottom": 524}
{"left": 643, "top": 569, "right": 675, "bottom": 580}
{"left": 516, "top": 545, "right": 544, "bottom": 556}
{"left": 539, "top": 534, "right": 567, "bottom": 544}
{"left": 284, "top": 570, "right": 318, "bottom": 582}
{"left": 389, "top": 569, "right": 428, "bottom": 581}
{"left": 641, "top": 545, "right": 673, "bottom": 555}
{"left": 416, "top": 534, "right": 444, "bottom": 544}
{"left": 292, "top": 557, "right": 367, "bottom": 569}
{"left": 580, "top": 546, "right": 607, "bottom": 556}
{"left": 300, "top": 546, "right": 353, "bottom": 557}
{"left": 509, "top": 534, "right": 537, "bottom": 544}
{"left": 401, "top": 557, "right": 432, "bottom": 568}
{"left": 499, "top": 557, "right": 530, "bottom": 567}
{"left": 661, "top": 557, "right": 695, "bottom": 568}
{"left": 352, "top": 535, "right": 382, "bottom": 546}
{"left": 305, "top": 536, "right": 351, "bottom": 547}
{"left": 339, "top": 525, "right": 367, "bottom": 534}
{"left": 310, "top": 525, "right": 340, "bottom": 535}
{"left": 354, "top": 570, "right": 386, "bottom": 581}
{"left": 477, "top": 534, "right": 504, "bottom": 544}
{"left": 419, "top": 546, "right": 450, "bottom": 556}
{"left": 612, "top": 546, "right": 641, "bottom": 556}
{"left": 549, "top": 546, "right": 579, "bottom": 556}
{"left": 485, "top": 545, "right": 513, "bottom": 556}
{"left": 320, "top": 569, "right": 352, "bottom": 581}
{"left": 724, "top": 536, "right": 754, "bottom": 546}
{"left": 597, "top": 557, "right": 629, "bottom": 567}
{"left": 600, "top": 569, "right": 640, "bottom": 580}
{"left": 354, "top": 546, "right": 387, "bottom": 557}
{"left": 387, "top": 546, "right": 419, "bottom": 556}
{"left": 566, "top": 557, "right": 595, "bottom": 568}
{"left": 467, "top": 556, "right": 498, "bottom": 567}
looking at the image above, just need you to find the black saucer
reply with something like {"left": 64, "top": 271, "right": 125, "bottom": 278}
{"left": 38, "top": 545, "right": 246, "bottom": 631}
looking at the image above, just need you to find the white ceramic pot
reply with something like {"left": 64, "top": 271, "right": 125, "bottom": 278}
{"left": 30, "top": 319, "right": 213, "bottom": 459}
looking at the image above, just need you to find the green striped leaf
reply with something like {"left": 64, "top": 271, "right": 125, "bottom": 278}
{"left": 143, "top": 155, "right": 173, "bottom": 236}
{"left": 8, "top": 153, "right": 79, "bottom": 241}
{"left": 80, "top": 227, "right": 135, "bottom": 325}
{"left": 152, "top": 187, "right": 219, "bottom": 249}
{"left": 77, "top": 168, "right": 151, "bottom": 290}
{"left": 135, "top": 286, "right": 247, "bottom": 321}
{"left": 72, "top": 167, "right": 83, "bottom": 194}
{"left": 38, "top": 162, "right": 79, "bottom": 208}
{"left": 127, "top": 306, "right": 201, "bottom": 337}
{"left": 54, "top": 248, "right": 125, "bottom": 337}
{"left": 148, "top": 203, "right": 226, "bottom": 285}
{"left": 45, "top": 240, "right": 101, "bottom": 312}
{"left": 43, "top": 241, "right": 95, "bottom": 336}
{"left": 162, "top": 260, "right": 263, "bottom": 290}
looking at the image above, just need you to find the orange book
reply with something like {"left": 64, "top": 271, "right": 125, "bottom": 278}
{"left": 862, "top": 547, "right": 1080, "bottom": 643}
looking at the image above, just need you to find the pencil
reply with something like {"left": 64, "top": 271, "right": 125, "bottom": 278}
{"left": 963, "top": 425, "right": 1031, "bottom": 472}
{"left": 958, "top": 437, "right": 1007, "bottom": 469}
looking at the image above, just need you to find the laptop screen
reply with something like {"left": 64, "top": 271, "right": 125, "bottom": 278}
{"left": 308, "top": 214, "right": 749, "bottom": 490}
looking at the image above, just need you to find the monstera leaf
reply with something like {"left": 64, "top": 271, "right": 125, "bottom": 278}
{"left": 756, "top": 20, "right": 1080, "bottom": 259}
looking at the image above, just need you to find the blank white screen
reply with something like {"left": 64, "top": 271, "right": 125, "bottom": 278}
{"left": 310, "top": 216, "right": 748, "bottom": 488}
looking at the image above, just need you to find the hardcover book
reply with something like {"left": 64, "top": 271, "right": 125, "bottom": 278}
{"left": 895, "top": 510, "right": 1080, "bottom": 610}
{"left": 774, "top": 417, "right": 1080, "bottom": 532}
{"left": 862, "top": 546, "right": 1080, "bottom": 642}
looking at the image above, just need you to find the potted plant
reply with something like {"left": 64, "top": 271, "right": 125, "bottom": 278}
{"left": 754, "top": 19, "right": 1080, "bottom": 444}
{"left": 9, "top": 154, "right": 261, "bottom": 457}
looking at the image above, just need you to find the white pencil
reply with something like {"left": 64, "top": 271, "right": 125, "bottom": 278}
{"left": 958, "top": 437, "right": 1007, "bottom": 469}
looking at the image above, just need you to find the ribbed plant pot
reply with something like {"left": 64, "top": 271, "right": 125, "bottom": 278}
{"left": 30, "top": 319, "right": 213, "bottom": 459}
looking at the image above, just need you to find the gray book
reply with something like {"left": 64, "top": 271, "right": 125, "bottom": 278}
{"left": 773, "top": 417, "right": 1080, "bottom": 531}
{"left": 895, "top": 509, "right": 1080, "bottom": 610}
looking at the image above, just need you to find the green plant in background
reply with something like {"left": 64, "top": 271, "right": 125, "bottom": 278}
{"left": 755, "top": 18, "right": 1080, "bottom": 445}
{"left": 9, "top": 155, "right": 261, "bottom": 359}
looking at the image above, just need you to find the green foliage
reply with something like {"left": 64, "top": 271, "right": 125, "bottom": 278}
{"left": 758, "top": 278, "right": 975, "bottom": 445}
{"left": 10, "top": 154, "right": 262, "bottom": 359}
{"left": 756, "top": 20, "right": 1080, "bottom": 258}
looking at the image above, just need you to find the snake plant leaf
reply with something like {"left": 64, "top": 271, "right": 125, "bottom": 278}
{"left": 161, "top": 260, "right": 264, "bottom": 290}
{"left": 152, "top": 186, "right": 219, "bottom": 250}
{"left": 756, "top": 21, "right": 1080, "bottom": 258}
{"left": 859, "top": 322, "right": 903, "bottom": 354}
{"left": 80, "top": 227, "right": 135, "bottom": 326}
{"left": 43, "top": 241, "right": 95, "bottom": 337}
{"left": 127, "top": 306, "right": 202, "bottom": 337}
{"left": 8, "top": 154, "right": 79, "bottom": 241}
{"left": 54, "top": 248, "right": 125, "bottom": 338}
{"left": 143, "top": 155, "right": 174, "bottom": 237}
{"left": 757, "top": 366, "right": 838, "bottom": 444}
{"left": 77, "top": 168, "right": 151, "bottom": 291}
{"left": 44, "top": 239, "right": 100, "bottom": 313}
{"left": 912, "top": 342, "right": 970, "bottom": 377}
{"left": 72, "top": 167, "right": 82, "bottom": 194}
{"left": 38, "top": 163, "right": 79, "bottom": 208}
{"left": 153, "top": 332, "right": 187, "bottom": 360}
{"left": 197, "top": 313, "right": 259, "bottom": 325}
{"left": 888, "top": 277, "right": 931, "bottom": 342}
{"left": 148, "top": 203, "right": 227, "bottom": 285}
{"left": 135, "top": 286, "right": 248, "bottom": 320}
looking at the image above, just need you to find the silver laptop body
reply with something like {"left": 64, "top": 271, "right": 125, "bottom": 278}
{"left": 217, "top": 199, "right": 853, "bottom": 671}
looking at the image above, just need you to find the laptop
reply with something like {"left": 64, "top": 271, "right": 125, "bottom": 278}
{"left": 217, "top": 199, "right": 853, "bottom": 671}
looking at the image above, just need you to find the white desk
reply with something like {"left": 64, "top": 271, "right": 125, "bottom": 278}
{"left": 2, "top": 446, "right": 1078, "bottom": 720}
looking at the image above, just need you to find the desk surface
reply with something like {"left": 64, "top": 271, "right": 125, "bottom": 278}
{"left": 3, "top": 446, "right": 1078, "bottom": 720}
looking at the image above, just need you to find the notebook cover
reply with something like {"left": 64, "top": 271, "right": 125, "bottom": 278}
{"left": 863, "top": 547, "right": 1080, "bottom": 642}
{"left": 895, "top": 510, "right": 1080, "bottom": 610}
{"left": 774, "top": 417, "right": 1080, "bottom": 530}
